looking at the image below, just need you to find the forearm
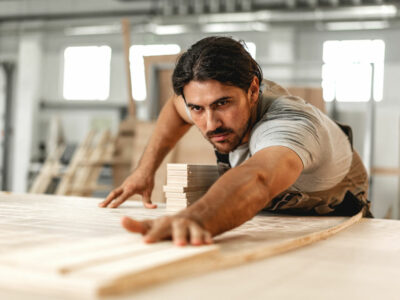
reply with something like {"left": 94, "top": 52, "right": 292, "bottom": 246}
{"left": 136, "top": 96, "right": 191, "bottom": 175}
{"left": 178, "top": 164, "right": 271, "bottom": 236}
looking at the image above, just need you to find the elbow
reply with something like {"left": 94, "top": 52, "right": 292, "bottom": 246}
{"left": 237, "top": 165, "right": 272, "bottom": 209}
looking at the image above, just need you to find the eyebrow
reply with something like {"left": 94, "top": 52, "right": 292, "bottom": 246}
{"left": 186, "top": 96, "right": 232, "bottom": 108}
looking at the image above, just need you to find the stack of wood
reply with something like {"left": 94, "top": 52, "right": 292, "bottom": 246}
{"left": 163, "top": 164, "right": 219, "bottom": 211}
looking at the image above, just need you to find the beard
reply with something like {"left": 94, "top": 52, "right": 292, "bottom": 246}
{"left": 205, "top": 117, "right": 251, "bottom": 154}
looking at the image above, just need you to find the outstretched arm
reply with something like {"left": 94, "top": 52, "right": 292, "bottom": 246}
{"left": 99, "top": 94, "right": 193, "bottom": 208}
{"left": 122, "top": 146, "right": 303, "bottom": 245}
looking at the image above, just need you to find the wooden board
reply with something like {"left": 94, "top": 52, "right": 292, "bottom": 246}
{"left": 0, "top": 192, "right": 368, "bottom": 298}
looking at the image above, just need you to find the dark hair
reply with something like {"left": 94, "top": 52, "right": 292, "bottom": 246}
{"left": 172, "top": 36, "right": 263, "bottom": 98}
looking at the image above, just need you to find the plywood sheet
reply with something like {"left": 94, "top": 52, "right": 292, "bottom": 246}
{"left": 0, "top": 192, "right": 361, "bottom": 298}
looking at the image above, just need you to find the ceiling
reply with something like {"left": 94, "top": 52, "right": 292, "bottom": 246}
{"left": 0, "top": 0, "right": 399, "bottom": 30}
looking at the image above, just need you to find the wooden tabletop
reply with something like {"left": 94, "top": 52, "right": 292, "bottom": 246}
{"left": 0, "top": 192, "right": 399, "bottom": 300}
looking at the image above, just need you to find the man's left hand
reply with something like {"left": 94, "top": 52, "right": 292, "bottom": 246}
{"left": 121, "top": 215, "right": 213, "bottom": 246}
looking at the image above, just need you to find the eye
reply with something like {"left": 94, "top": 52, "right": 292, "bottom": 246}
{"left": 217, "top": 100, "right": 229, "bottom": 107}
{"left": 189, "top": 105, "right": 203, "bottom": 112}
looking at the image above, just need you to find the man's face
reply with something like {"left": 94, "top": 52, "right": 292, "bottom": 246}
{"left": 183, "top": 79, "right": 259, "bottom": 154}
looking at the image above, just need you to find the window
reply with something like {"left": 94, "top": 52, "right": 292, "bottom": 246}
{"left": 63, "top": 46, "right": 111, "bottom": 100}
{"left": 129, "top": 44, "right": 181, "bottom": 101}
{"left": 322, "top": 40, "right": 385, "bottom": 102}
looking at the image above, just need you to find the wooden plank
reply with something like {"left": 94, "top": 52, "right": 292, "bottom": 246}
{"left": 121, "top": 18, "right": 135, "bottom": 117}
{"left": 371, "top": 167, "right": 400, "bottom": 176}
{"left": 163, "top": 185, "right": 210, "bottom": 193}
{"left": 165, "top": 191, "right": 206, "bottom": 199}
{"left": 166, "top": 176, "right": 218, "bottom": 186}
{"left": 167, "top": 163, "right": 218, "bottom": 171}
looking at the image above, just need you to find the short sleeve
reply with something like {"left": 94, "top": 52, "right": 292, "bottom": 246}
{"left": 249, "top": 96, "right": 323, "bottom": 171}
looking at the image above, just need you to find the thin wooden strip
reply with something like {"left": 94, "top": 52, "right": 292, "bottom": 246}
{"left": 219, "top": 210, "right": 364, "bottom": 265}
{"left": 165, "top": 191, "right": 205, "bottom": 199}
{"left": 371, "top": 167, "right": 400, "bottom": 176}
{"left": 167, "top": 170, "right": 219, "bottom": 176}
{"left": 45, "top": 241, "right": 174, "bottom": 274}
{"left": 0, "top": 235, "right": 140, "bottom": 263}
{"left": 167, "top": 164, "right": 217, "bottom": 171}
{"left": 167, "top": 177, "right": 218, "bottom": 184}
{"left": 166, "top": 174, "right": 219, "bottom": 180}
{"left": 0, "top": 265, "right": 98, "bottom": 299}
{"left": 72, "top": 244, "right": 219, "bottom": 280}
{"left": 163, "top": 185, "right": 209, "bottom": 193}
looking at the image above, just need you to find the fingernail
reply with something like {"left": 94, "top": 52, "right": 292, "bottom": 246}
{"left": 143, "top": 237, "right": 154, "bottom": 243}
{"left": 175, "top": 240, "right": 187, "bottom": 247}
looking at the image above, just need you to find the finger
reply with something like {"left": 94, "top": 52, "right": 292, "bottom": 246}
{"left": 188, "top": 223, "right": 204, "bottom": 246}
{"left": 143, "top": 218, "right": 172, "bottom": 243}
{"left": 110, "top": 191, "right": 132, "bottom": 208}
{"left": 99, "top": 187, "right": 123, "bottom": 207}
{"left": 172, "top": 219, "right": 189, "bottom": 247}
{"left": 142, "top": 192, "right": 157, "bottom": 209}
{"left": 121, "top": 216, "right": 151, "bottom": 235}
{"left": 203, "top": 231, "right": 213, "bottom": 245}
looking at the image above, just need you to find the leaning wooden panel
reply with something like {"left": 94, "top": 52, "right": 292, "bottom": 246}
{"left": 56, "top": 130, "right": 96, "bottom": 195}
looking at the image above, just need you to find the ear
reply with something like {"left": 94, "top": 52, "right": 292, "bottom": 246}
{"left": 248, "top": 76, "right": 260, "bottom": 105}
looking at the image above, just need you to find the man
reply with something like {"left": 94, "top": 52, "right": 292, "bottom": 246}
{"left": 99, "top": 36, "right": 372, "bottom": 246}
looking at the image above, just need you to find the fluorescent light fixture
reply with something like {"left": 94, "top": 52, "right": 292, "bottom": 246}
{"left": 325, "top": 20, "right": 389, "bottom": 31}
{"left": 203, "top": 22, "right": 269, "bottom": 33}
{"left": 199, "top": 11, "right": 272, "bottom": 24}
{"left": 151, "top": 24, "right": 188, "bottom": 35}
{"left": 65, "top": 25, "right": 121, "bottom": 36}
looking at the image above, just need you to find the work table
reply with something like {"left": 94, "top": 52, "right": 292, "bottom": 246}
{"left": 0, "top": 192, "right": 398, "bottom": 300}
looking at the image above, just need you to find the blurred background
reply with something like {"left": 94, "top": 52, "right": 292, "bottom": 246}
{"left": 0, "top": 0, "right": 399, "bottom": 218}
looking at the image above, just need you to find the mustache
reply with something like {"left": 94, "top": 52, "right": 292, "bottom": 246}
{"left": 206, "top": 127, "right": 234, "bottom": 139}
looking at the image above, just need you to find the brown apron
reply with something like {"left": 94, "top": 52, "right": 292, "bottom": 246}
{"left": 264, "top": 150, "right": 373, "bottom": 218}
{"left": 215, "top": 126, "right": 373, "bottom": 218}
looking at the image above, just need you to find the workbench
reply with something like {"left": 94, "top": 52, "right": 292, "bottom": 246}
{"left": 0, "top": 192, "right": 399, "bottom": 300}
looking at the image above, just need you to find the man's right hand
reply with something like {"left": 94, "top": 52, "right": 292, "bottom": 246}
{"left": 98, "top": 169, "right": 157, "bottom": 209}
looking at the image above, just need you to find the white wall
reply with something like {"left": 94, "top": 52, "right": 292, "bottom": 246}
{"left": 1, "top": 20, "right": 399, "bottom": 217}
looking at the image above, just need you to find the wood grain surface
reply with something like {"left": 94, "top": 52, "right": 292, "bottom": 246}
{"left": 0, "top": 192, "right": 391, "bottom": 299}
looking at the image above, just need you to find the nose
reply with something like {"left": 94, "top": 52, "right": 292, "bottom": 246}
{"left": 205, "top": 109, "right": 222, "bottom": 133}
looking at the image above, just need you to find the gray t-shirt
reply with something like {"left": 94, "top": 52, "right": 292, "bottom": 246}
{"left": 230, "top": 95, "right": 352, "bottom": 193}
{"left": 184, "top": 80, "right": 353, "bottom": 193}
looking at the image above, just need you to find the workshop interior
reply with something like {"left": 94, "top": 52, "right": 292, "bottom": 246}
{"left": 0, "top": 0, "right": 400, "bottom": 298}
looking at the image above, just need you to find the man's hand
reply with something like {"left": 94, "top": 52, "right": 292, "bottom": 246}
{"left": 121, "top": 215, "right": 213, "bottom": 246}
{"left": 99, "top": 169, "right": 157, "bottom": 209}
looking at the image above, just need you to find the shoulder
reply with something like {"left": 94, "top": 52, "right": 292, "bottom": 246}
{"left": 256, "top": 95, "right": 323, "bottom": 132}
{"left": 249, "top": 95, "right": 329, "bottom": 171}
{"left": 261, "top": 79, "right": 291, "bottom": 98}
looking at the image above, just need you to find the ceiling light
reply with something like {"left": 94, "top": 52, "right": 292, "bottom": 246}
{"left": 324, "top": 21, "right": 389, "bottom": 31}
{"left": 65, "top": 25, "right": 121, "bottom": 36}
